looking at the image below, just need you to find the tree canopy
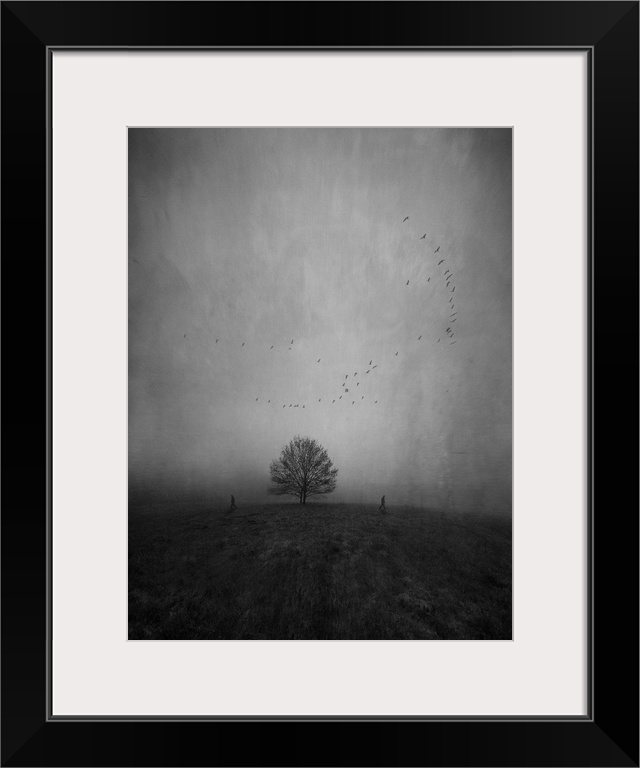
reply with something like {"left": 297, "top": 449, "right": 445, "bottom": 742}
{"left": 268, "top": 435, "right": 338, "bottom": 505}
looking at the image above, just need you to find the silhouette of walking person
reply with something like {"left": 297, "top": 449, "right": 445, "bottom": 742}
{"left": 229, "top": 495, "right": 237, "bottom": 513}
{"left": 379, "top": 495, "right": 386, "bottom": 512}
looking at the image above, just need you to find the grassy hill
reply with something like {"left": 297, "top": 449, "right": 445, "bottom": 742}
{"left": 129, "top": 501, "right": 511, "bottom": 640}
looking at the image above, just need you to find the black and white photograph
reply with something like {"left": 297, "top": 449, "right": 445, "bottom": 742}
{"left": 128, "top": 127, "right": 512, "bottom": 641}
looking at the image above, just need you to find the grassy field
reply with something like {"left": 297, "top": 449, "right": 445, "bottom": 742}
{"left": 129, "top": 501, "right": 511, "bottom": 640}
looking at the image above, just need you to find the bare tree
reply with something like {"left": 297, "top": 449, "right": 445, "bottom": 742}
{"left": 268, "top": 435, "right": 338, "bottom": 505}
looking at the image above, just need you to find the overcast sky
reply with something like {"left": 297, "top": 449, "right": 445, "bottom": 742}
{"left": 129, "top": 128, "right": 511, "bottom": 511}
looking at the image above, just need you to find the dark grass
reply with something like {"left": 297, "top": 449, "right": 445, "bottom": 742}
{"left": 129, "top": 501, "right": 511, "bottom": 640}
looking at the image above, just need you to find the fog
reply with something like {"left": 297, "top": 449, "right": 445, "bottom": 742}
{"left": 129, "top": 128, "right": 511, "bottom": 513}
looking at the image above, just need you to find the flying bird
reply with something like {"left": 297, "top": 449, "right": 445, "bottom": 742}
{"left": 369, "top": 360, "right": 372, "bottom": 365}
{"left": 452, "top": 287, "right": 455, "bottom": 292}
{"left": 291, "top": 339, "right": 294, "bottom": 344}
{"left": 357, "top": 382, "right": 360, "bottom": 386}
{"left": 372, "top": 365, "right": 378, "bottom": 369}
{"left": 420, "top": 234, "right": 426, "bottom": 240}
{"left": 435, "top": 246, "right": 440, "bottom": 253}
{"left": 339, "top": 396, "right": 342, "bottom": 399}
{"left": 242, "top": 342, "right": 245, "bottom": 346}
{"left": 366, "top": 370, "right": 370, "bottom": 374}
{"left": 345, "top": 375, "right": 348, "bottom": 379}
{"left": 438, "top": 339, "right": 440, "bottom": 343}
{"left": 427, "top": 277, "right": 431, "bottom": 282}
{"left": 445, "top": 269, "right": 450, "bottom": 275}
{"left": 184, "top": 334, "right": 186, "bottom": 338}
{"left": 256, "top": 398, "right": 258, "bottom": 401}
{"left": 450, "top": 312, "right": 457, "bottom": 316}
{"left": 215, "top": 339, "right": 218, "bottom": 343}
{"left": 375, "top": 400, "right": 378, "bottom": 403}
{"left": 317, "top": 359, "right": 321, "bottom": 363}
{"left": 451, "top": 318, "right": 457, "bottom": 323}
{"left": 268, "top": 400, "right": 270, "bottom": 403}
{"left": 270, "top": 346, "right": 273, "bottom": 349}
{"left": 332, "top": 400, "right": 335, "bottom": 403}
{"left": 319, "top": 399, "right": 321, "bottom": 402}
{"left": 288, "top": 347, "right": 292, "bottom": 351}
{"left": 418, "top": 335, "right": 422, "bottom": 340}
{"left": 395, "top": 352, "right": 398, "bottom": 356}
{"left": 345, "top": 389, "right": 349, "bottom": 393}
{"left": 438, "top": 259, "right": 444, "bottom": 265}
{"left": 403, "top": 216, "right": 409, "bottom": 222}
{"left": 406, "top": 280, "right": 410, "bottom": 285}
{"left": 450, "top": 341, "right": 457, "bottom": 345}
{"left": 352, "top": 401, "right": 355, "bottom": 405}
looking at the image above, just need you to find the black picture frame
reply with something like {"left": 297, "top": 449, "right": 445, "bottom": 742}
{"left": 2, "top": 2, "right": 637, "bottom": 766}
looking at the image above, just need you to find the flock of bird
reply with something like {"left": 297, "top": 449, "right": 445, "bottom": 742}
{"left": 186, "top": 215, "right": 460, "bottom": 410}
{"left": 400, "top": 215, "right": 459, "bottom": 347}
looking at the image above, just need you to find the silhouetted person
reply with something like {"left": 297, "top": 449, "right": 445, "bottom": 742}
{"left": 229, "top": 495, "right": 237, "bottom": 512}
{"left": 379, "top": 495, "right": 386, "bottom": 511}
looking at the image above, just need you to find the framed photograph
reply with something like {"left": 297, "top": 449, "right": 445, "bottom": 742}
{"left": 3, "top": 2, "right": 637, "bottom": 766}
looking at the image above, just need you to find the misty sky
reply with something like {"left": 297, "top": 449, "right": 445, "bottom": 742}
{"left": 129, "top": 128, "right": 512, "bottom": 511}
